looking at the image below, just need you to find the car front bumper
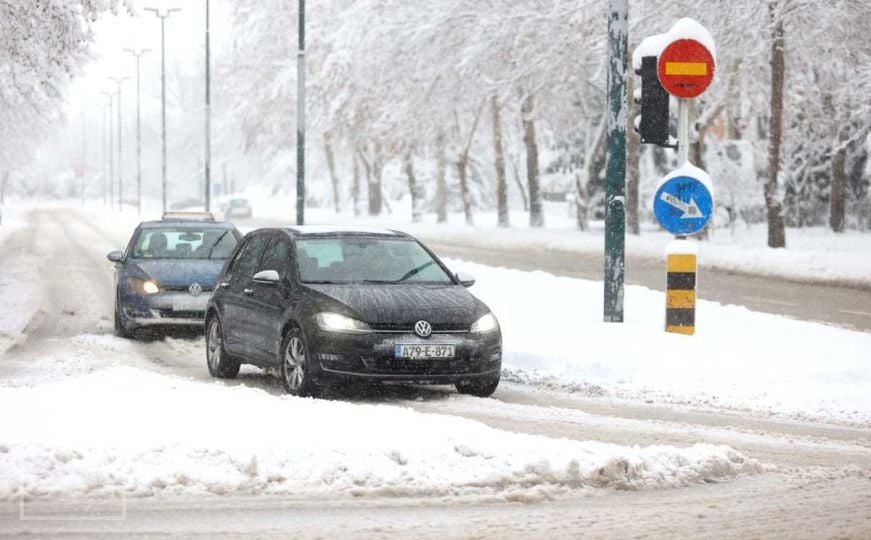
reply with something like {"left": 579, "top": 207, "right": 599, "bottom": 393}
{"left": 307, "top": 328, "right": 502, "bottom": 384}
{"left": 120, "top": 291, "right": 209, "bottom": 328}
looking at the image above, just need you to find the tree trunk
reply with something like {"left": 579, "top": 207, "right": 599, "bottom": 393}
{"left": 574, "top": 173, "right": 588, "bottom": 232}
{"left": 625, "top": 75, "right": 640, "bottom": 235}
{"left": 510, "top": 157, "right": 529, "bottom": 211}
{"left": 491, "top": 94, "right": 510, "bottom": 227}
{"left": 404, "top": 151, "right": 422, "bottom": 223}
{"left": 522, "top": 92, "right": 544, "bottom": 227}
{"left": 765, "top": 3, "right": 787, "bottom": 248}
{"left": 370, "top": 149, "right": 383, "bottom": 216}
{"left": 0, "top": 170, "right": 9, "bottom": 205}
{"left": 351, "top": 150, "right": 361, "bottom": 216}
{"left": 358, "top": 144, "right": 383, "bottom": 216}
{"left": 324, "top": 132, "right": 340, "bottom": 213}
{"left": 456, "top": 155, "right": 474, "bottom": 226}
{"left": 436, "top": 130, "right": 448, "bottom": 223}
{"left": 690, "top": 104, "right": 709, "bottom": 240}
{"left": 830, "top": 128, "right": 848, "bottom": 233}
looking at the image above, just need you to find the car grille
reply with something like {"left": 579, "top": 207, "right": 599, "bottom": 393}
{"left": 362, "top": 355, "right": 477, "bottom": 375}
{"left": 160, "top": 284, "right": 213, "bottom": 293}
{"left": 369, "top": 322, "right": 469, "bottom": 334}
{"left": 156, "top": 309, "right": 204, "bottom": 319}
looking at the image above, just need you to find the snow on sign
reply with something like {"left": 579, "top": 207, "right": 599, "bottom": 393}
{"left": 653, "top": 167, "right": 714, "bottom": 236}
{"left": 657, "top": 39, "right": 715, "bottom": 98}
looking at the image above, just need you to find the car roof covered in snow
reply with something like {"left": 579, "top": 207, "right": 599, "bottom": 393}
{"left": 138, "top": 219, "right": 236, "bottom": 229}
{"left": 280, "top": 225, "right": 407, "bottom": 238}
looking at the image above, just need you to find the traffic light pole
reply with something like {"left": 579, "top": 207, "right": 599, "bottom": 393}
{"left": 603, "top": 0, "right": 628, "bottom": 323}
{"left": 205, "top": 0, "right": 212, "bottom": 212}
{"left": 296, "top": 0, "right": 306, "bottom": 225}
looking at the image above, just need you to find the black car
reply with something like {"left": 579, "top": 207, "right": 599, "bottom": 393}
{"left": 107, "top": 213, "right": 241, "bottom": 337}
{"left": 205, "top": 226, "right": 502, "bottom": 397}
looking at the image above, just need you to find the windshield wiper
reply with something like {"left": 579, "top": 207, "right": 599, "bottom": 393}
{"left": 206, "top": 230, "right": 231, "bottom": 259}
{"left": 395, "top": 261, "right": 436, "bottom": 282}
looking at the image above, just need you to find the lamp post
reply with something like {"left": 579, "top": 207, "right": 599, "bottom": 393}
{"left": 100, "top": 90, "right": 115, "bottom": 211}
{"left": 296, "top": 0, "right": 305, "bottom": 225}
{"left": 108, "top": 76, "right": 130, "bottom": 211}
{"left": 204, "top": 0, "right": 212, "bottom": 212}
{"left": 145, "top": 6, "right": 181, "bottom": 214}
{"left": 101, "top": 100, "right": 109, "bottom": 206}
{"left": 125, "top": 48, "right": 150, "bottom": 216}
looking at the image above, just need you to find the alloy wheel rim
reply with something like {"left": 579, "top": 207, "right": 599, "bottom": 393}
{"left": 284, "top": 337, "right": 306, "bottom": 390}
{"left": 208, "top": 321, "right": 221, "bottom": 370}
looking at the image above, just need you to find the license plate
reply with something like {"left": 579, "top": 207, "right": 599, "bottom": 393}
{"left": 171, "top": 297, "right": 207, "bottom": 312}
{"left": 394, "top": 344, "right": 455, "bottom": 359}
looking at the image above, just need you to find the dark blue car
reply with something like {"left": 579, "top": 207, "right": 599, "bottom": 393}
{"left": 107, "top": 213, "right": 241, "bottom": 337}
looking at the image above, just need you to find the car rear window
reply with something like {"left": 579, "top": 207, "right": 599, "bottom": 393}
{"left": 132, "top": 228, "right": 238, "bottom": 260}
{"left": 294, "top": 237, "right": 452, "bottom": 284}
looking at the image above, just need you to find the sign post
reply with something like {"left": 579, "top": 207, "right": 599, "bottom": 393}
{"left": 634, "top": 18, "right": 716, "bottom": 336}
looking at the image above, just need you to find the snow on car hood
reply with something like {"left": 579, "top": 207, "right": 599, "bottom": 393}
{"left": 130, "top": 259, "right": 226, "bottom": 288}
{"left": 305, "top": 283, "right": 487, "bottom": 326}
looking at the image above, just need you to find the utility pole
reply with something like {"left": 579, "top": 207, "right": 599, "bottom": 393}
{"left": 603, "top": 0, "right": 628, "bottom": 323}
{"left": 125, "top": 48, "right": 150, "bottom": 216}
{"left": 296, "top": 0, "right": 306, "bottom": 225}
{"left": 204, "top": 0, "right": 212, "bottom": 212}
{"left": 108, "top": 76, "right": 130, "bottom": 211}
{"left": 101, "top": 90, "right": 115, "bottom": 211}
{"left": 145, "top": 6, "right": 181, "bottom": 214}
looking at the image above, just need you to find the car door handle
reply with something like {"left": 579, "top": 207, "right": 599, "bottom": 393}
{"left": 243, "top": 288, "right": 253, "bottom": 295}
{"left": 219, "top": 282, "right": 230, "bottom": 288}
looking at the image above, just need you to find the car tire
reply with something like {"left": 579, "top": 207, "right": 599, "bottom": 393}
{"left": 114, "top": 296, "right": 134, "bottom": 339}
{"left": 206, "top": 317, "right": 240, "bottom": 379}
{"left": 455, "top": 376, "right": 500, "bottom": 398}
{"left": 280, "top": 327, "right": 320, "bottom": 397}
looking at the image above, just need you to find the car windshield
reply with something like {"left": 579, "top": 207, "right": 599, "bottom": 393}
{"left": 295, "top": 237, "right": 452, "bottom": 284}
{"left": 132, "top": 227, "right": 238, "bottom": 260}
{"left": 230, "top": 199, "right": 248, "bottom": 206}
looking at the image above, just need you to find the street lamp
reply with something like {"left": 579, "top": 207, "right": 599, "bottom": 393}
{"left": 100, "top": 90, "right": 115, "bottom": 211}
{"left": 125, "top": 48, "right": 151, "bottom": 216}
{"left": 108, "top": 76, "right": 130, "bottom": 211}
{"left": 145, "top": 6, "right": 181, "bottom": 214}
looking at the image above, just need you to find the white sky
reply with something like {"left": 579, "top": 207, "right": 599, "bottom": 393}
{"left": 66, "top": 0, "right": 232, "bottom": 118}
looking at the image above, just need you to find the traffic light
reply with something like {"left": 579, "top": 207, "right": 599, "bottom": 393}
{"left": 635, "top": 56, "right": 672, "bottom": 147}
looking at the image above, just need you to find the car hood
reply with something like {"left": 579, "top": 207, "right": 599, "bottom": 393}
{"left": 129, "top": 259, "right": 226, "bottom": 289}
{"left": 305, "top": 283, "right": 487, "bottom": 326}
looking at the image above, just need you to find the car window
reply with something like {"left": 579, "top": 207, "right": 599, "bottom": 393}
{"left": 231, "top": 235, "right": 269, "bottom": 279}
{"left": 260, "top": 237, "right": 293, "bottom": 280}
{"left": 131, "top": 227, "right": 238, "bottom": 260}
{"left": 294, "top": 237, "right": 452, "bottom": 284}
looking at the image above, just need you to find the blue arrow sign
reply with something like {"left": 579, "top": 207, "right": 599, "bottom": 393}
{"left": 653, "top": 175, "right": 713, "bottom": 235}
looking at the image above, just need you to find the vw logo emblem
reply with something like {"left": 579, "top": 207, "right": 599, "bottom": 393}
{"left": 414, "top": 320, "right": 432, "bottom": 338}
{"left": 188, "top": 282, "right": 203, "bottom": 297}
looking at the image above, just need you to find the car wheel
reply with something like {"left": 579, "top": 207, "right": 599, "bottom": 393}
{"left": 206, "top": 317, "right": 240, "bottom": 379}
{"left": 281, "top": 328, "right": 319, "bottom": 397}
{"left": 114, "top": 296, "right": 134, "bottom": 339}
{"left": 455, "top": 376, "right": 500, "bottom": 398}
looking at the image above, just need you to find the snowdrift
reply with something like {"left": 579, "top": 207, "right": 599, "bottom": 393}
{"left": 0, "top": 367, "right": 759, "bottom": 500}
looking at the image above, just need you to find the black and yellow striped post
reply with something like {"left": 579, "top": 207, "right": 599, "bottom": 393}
{"left": 666, "top": 251, "right": 697, "bottom": 335}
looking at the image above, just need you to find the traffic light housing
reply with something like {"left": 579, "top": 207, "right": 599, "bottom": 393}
{"left": 635, "top": 56, "right": 672, "bottom": 147}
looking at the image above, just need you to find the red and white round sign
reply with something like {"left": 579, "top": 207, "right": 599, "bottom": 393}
{"left": 657, "top": 39, "right": 715, "bottom": 99}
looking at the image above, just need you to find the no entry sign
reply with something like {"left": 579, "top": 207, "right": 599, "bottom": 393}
{"left": 657, "top": 39, "right": 715, "bottom": 98}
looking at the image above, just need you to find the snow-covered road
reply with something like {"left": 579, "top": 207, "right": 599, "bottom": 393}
{"left": 1, "top": 207, "right": 870, "bottom": 538}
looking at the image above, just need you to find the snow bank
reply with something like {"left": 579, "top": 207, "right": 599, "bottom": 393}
{"left": 0, "top": 205, "right": 42, "bottom": 353}
{"left": 0, "top": 367, "right": 758, "bottom": 500}
{"left": 448, "top": 259, "right": 871, "bottom": 425}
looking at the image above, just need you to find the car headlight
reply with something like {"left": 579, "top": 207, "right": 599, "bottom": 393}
{"left": 127, "top": 278, "right": 159, "bottom": 295}
{"left": 470, "top": 313, "right": 499, "bottom": 333}
{"left": 315, "top": 312, "right": 372, "bottom": 334}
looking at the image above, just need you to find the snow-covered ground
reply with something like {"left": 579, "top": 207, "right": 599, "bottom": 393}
{"left": 0, "top": 366, "right": 759, "bottom": 500}
{"left": 0, "top": 205, "right": 43, "bottom": 354}
{"left": 446, "top": 259, "right": 871, "bottom": 425}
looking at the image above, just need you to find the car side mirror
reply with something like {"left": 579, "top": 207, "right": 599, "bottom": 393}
{"left": 107, "top": 250, "right": 124, "bottom": 263}
{"left": 253, "top": 269, "right": 280, "bottom": 285}
{"left": 455, "top": 272, "right": 475, "bottom": 288}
